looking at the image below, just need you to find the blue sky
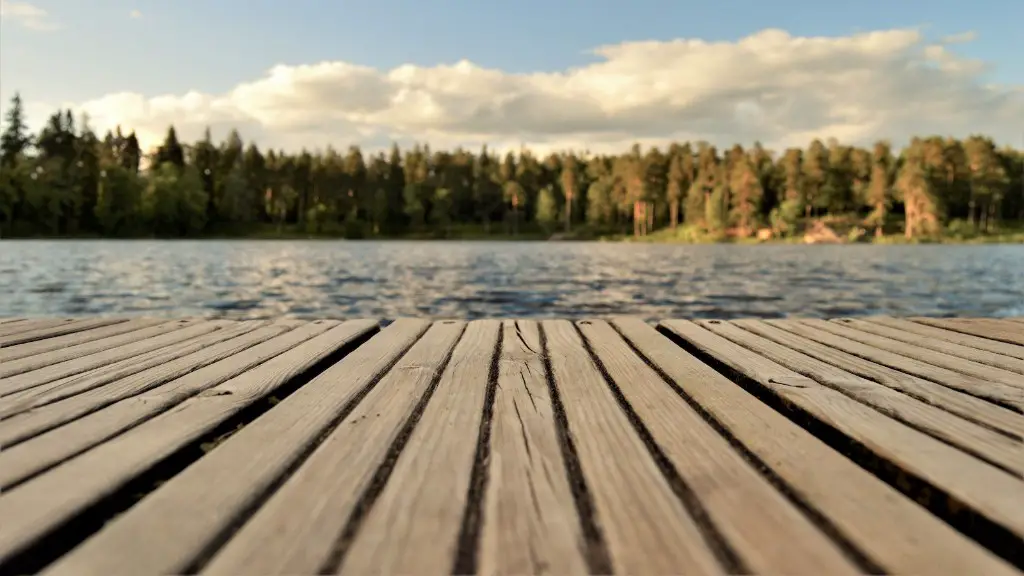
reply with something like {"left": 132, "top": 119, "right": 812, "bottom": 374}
{"left": 2, "top": 0, "right": 1020, "bottom": 106}
{"left": 1, "top": 0, "right": 1021, "bottom": 153}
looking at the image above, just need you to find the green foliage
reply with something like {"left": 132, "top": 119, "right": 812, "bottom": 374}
{"left": 770, "top": 198, "right": 804, "bottom": 237}
{"left": 1, "top": 92, "right": 1023, "bottom": 242}
{"left": 0, "top": 169, "right": 17, "bottom": 232}
{"left": 143, "top": 163, "right": 207, "bottom": 236}
{"left": 535, "top": 186, "right": 558, "bottom": 230}
{"left": 586, "top": 178, "right": 614, "bottom": 226}
{"left": 94, "top": 164, "right": 144, "bottom": 236}
{"left": 305, "top": 202, "right": 328, "bottom": 234}
{"left": 403, "top": 183, "right": 425, "bottom": 228}
{"left": 705, "top": 185, "right": 728, "bottom": 233}
{"left": 153, "top": 127, "right": 185, "bottom": 169}
{"left": 430, "top": 187, "right": 453, "bottom": 235}
{"left": 218, "top": 165, "right": 251, "bottom": 223}
{"left": 1, "top": 93, "right": 32, "bottom": 167}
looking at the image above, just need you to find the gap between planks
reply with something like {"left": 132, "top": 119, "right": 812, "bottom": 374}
{"left": 660, "top": 319, "right": 1024, "bottom": 569}
{"left": 0, "top": 319, "right": 380, "bottom": 573}
{"left": 0, "top": 317, "right": 1020, "bottom": 576}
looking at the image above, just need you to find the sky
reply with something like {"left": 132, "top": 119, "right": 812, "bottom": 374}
{"left": 1, "top": 0, "right": 1022, "bottom": 155}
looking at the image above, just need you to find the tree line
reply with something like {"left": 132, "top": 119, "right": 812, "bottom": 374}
{"left": 1, "top": 93, "right": 1022, "bottom": 240}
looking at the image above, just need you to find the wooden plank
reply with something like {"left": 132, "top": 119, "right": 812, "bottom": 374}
{"left": 801, "top": 319, "right": 1024, "bottom": 390}
{"left": 862, "top": 316, "right": 1024, "bottom": 361}
{"left": 732, "top": 319, "right": 1024, "bottom": 439}
{"left": 0, "top": 322, "right": 283, "bottom": 447}
{"left": 764, "top": 320, "right": 1024, "bottom": 412}
{"left": 660, "top": 320, "right": 1024, "bottom": 553}
{"left": 577, "top": 320, "right": 859, "bottom": 573}
{"left": 0, "top": 319, "right": 73, "bottom": 338}
{"left": 478, "top": 320, "right": 590, "bottom": 575}
{"left": 0, "top": 320, "right": 381, "bottom": 571}
{"left": 0, "top": 318, "right": 26, "bottom": 325}
{"left": 338, "top": 320, "right": 501, "bottom": 575}
{"left": 912, "top": 317, "right": 1024, "bottom": 347}
{"left": 0, "top": 319, "right": 205, "bottom": 377}
{"left": 0, "top": 318, "right": 168, "bottom": 364}
{"left": 0, "top": 320, "right": 357, "bottom": 490}
{"left": 0, "top": 317, "right": 128, "bottom": 348}
{"left": 834, "top": 318, "right": 1024, "bottom": 375}
{"left": 699, "top": 320, "right": 1022, "bottom": 476}
{"left": 614, "top": 318, "right": 1018, "bottom": 575}
{"left": 197, "top": 320, "right": 465, "bottom": 575}
{"left": 0, "top": 320, "right": 226, "bottom": 395}
{"left": 960, "top": 318, "right": 1024, "bottom": 337}
{"left": 0, "top": 322, "right": 250, "bottom": 410}
{"left": 542, "top": 319, "right": 722, "bottom": 574}
{"left": 37, "top": 319, "right": 428, "bottom": 576}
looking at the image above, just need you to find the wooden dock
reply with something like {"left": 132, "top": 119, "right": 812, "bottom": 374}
{"left": 0, "top": 315, "right": 1022, "bottom": 575}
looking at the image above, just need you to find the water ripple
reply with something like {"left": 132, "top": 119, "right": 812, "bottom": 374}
{"left": 1, "top": 240, "right": 1022, "bottom": 321}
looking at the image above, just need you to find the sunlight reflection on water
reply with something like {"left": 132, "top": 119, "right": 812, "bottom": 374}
{"left": 1, "top": 240, "right": 1023, "bottom": 320}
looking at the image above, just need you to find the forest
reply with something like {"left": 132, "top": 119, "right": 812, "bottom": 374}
{"left": 1, "top": 93, "right": 1022, "bottom": 242}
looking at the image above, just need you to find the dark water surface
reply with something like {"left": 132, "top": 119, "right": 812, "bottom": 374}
{"left": 1, "top": 240, "right": 1022, "bottom": 320}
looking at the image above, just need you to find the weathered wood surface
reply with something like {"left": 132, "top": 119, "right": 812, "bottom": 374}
{"left": 0, "top": 315, "right": 1020, "bottom": 575}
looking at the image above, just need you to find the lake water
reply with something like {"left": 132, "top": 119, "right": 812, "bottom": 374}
{"left": 1, "top": 240, "right": 1023, "bottom": 321}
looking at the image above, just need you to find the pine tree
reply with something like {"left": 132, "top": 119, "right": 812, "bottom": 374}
{"left": 535, "top": 185, "right": 558, "bottom": 231}
{"left": 559, "top": 155, "right": 579, "bottom": 232}
{"left": 728, "top": 155, "right": 763, "bottom": 236}
{"left": 897, "top": 142, "right": 942, "bottom": 239}
{"left": 666, "top": 149, "right": 688, "bottom": 229}
{"left": 1, "top": 93, "right": 31, "bottom": 166}
{"left": 153, "top": 127, "right": 185, "bottom": 169}
{"left": 864, "top": 141, "right": 893, "bottom": 236}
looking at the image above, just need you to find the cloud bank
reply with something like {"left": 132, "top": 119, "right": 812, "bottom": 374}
{"left": 27, "top": 27, "right": 1024, "bottom": 154}
{"left": 0, "top": 0, "right": 60, "bottom": 30}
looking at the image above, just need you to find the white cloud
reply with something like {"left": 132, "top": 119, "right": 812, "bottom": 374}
{"left": 941, "top": 31, "right": 977, "bottom": 44}
{"left": 0, "top": 0, "right": 60, "bottom": 31}
{"left": 31, "top": 27, "right": 1024, "bottom": 155}
{"left": 129, "top": 9, "right": 142, "bottom": 19}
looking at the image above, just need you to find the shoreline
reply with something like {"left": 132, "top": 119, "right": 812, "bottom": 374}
{"left": 5, "top": 218, "right": 1024, "bottom": 245}
{"left": 3, "top": 231, "right": 1024, "bottom": 245}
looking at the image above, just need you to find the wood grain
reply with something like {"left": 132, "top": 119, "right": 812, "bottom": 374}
{"left": 542, "top": 319, "right": 722, "bottom": 574}
{"left": 699, "top": 320, "right": 1022, "bottom": 476}
{"left": 732, "top": 319, "right": 1024, "bottom": 439}
{"left": 338, "top": 320, "right": 501, "bottom": 574}
{"left": 0, "top": 318, "right": 168, "bottom": 365}
{"left": 578, "top": 320, "right": 859, "bottom": 574}
{"left": 0, "top": 321, "right": 351, "bottom": 490}
{"left": 864, "top": 317, "right": 1024, "bottom": 360}
{"left": 765, "top": 319, "right": 1024, "bottom": 411}
{"left": 200, "top": 320, "right": 465, "bottom": 575}
{"left": 0, "top": 318, "right": 128, "bottom": 348}
{"left": 41, "top": 319, "right": 424, "bottom": 576}
{"left": 1, "top": 320, "right": 376, "bottom": 571}
{"left": 615, "top": 317, "right": 1018, "bottom": 575}
{"left": 802, "top": 319, "right": 1024, "bottom": 389}
{"left": 834, "top": 318, "right": 1024, "bottom": 374}
{"left": 0, "top": 322, "right": 258, "bottom": 412}
{"left": 661, "top": 319, "right": 1024, "bottom": 548}
{"left": 0, "top": 315, "right": 1020, "bottom": 575}
{"left": 0, "top": 319, "right": 225, "bottom": 394}
{"left": 0, "top": 322, "right": 283, "bottom": 447}
{"left": 912, "top": 318, "right": 1024, "bottom": 347}
{"left": 0, "top": 319, "right": 74, "bottom": 339}
{"left": 477, "top": 320, "right": 589, "bottom": 576}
